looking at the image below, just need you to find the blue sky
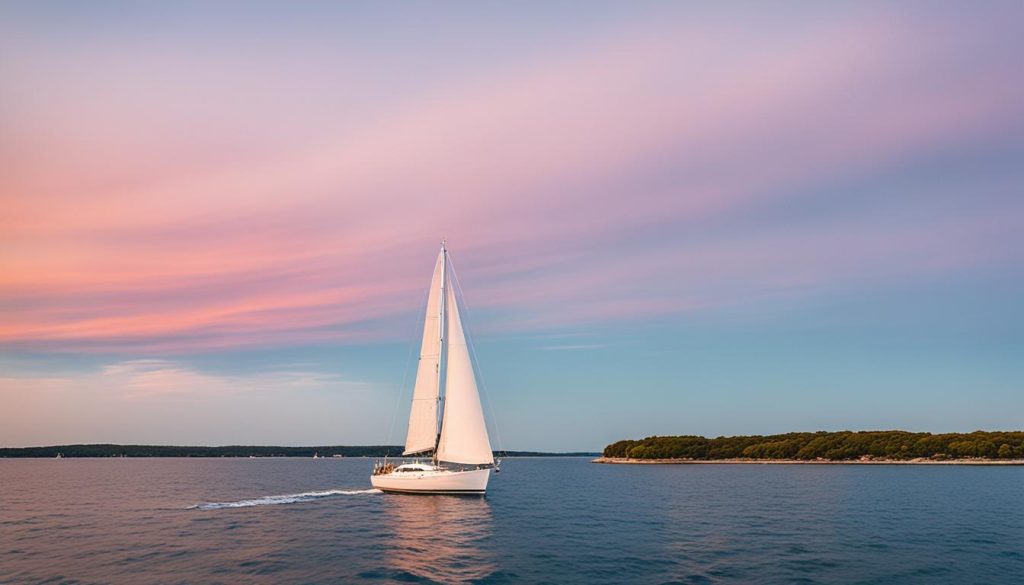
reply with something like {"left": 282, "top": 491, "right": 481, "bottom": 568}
{"left": 1, "top": 1, "right": 1022, "bottom": 450}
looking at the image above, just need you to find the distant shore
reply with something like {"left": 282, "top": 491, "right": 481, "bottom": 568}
{"left": 601, "top": 431, "right": 1024, "bottom": 462}
{"left": 593, "top": 457, "right": 1024, "bottom": 465}
{"left": 0, "top": 444, "right": 596, "bottom": 458}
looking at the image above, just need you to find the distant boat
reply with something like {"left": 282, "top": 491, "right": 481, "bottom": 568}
{"left": 371, "top": 241, "right": 494, "bottom": 495}
{"left": 55, "top": 452, "right": 63, "bottom": 459}
{"left": 313, "top": 452, "right": 320, "bottom": 459}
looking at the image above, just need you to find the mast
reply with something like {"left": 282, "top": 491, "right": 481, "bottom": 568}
{"left": 433, "top": 239, "right": 447, "bottom": 464}
{"left": 440, "top": 242, "right": 448, "bottom": 392}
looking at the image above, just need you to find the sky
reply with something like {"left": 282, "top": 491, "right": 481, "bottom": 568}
{"left": 1, "top": 1, "right": 1022, "bottom": 451}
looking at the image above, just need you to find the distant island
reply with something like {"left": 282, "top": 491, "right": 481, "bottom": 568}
{"left": 597, "top": 431, "right": 1024, "bottom": 464}
{"left": 0, "top": 444, "right": 597, "bottom": 458}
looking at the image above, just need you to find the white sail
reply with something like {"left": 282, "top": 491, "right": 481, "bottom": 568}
{"left": 436, "top": 283, "right": 494, "bottom": 465}
{"left": 402, "top": 251, "right": 444, "bottom": 455}
{"left": 372, "top": 242, "right": 496, "bottom": 494}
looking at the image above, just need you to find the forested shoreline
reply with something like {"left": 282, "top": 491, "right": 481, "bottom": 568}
{"left": 603, "top": 431, "right": 1024, "bottom": 461}
{"left": 0, "top": 444, "right": 595, "bottom": 458}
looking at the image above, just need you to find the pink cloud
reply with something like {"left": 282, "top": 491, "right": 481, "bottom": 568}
{"left": 2, "top": 9, "right": 1021, "bottom": 351}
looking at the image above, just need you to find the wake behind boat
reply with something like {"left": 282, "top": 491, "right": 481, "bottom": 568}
{"left": 371, "top": 241, "right": 495, "bottom": 495}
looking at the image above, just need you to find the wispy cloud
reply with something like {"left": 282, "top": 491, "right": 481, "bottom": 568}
{"left": 1, "top": 4, "right": 1021, "bottom": 352}
{"left": 535, "top": 344, "right": 609, "bottom": 351}
{"left": 0, "top": 359, "right": 381, "bottom": 446}
{"left": 1, "top": 359, "right": 372, "bottom": 400}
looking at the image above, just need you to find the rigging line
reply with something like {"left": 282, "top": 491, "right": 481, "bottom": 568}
{"left": 446, "top": 256, "right": 507, "bottom": 460}
{"left": 384, "top": 266, "right": 434, "bottom": 458}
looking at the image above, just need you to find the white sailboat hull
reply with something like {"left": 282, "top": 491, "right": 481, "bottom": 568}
{"left": 371, "top": 467, "right": 490, "bottom": 495}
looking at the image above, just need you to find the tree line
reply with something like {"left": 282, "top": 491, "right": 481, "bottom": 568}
{"left": 0, "top": 444, "right": 597, "bottom": 458}
{"left": 603, "top": 431, "right": 1024, "bottom": 460}
{"left": 0, "top": 444, "right": 402, "bottom": 458}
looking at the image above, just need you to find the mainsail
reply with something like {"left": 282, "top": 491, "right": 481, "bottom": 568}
{"left": 436, "top": 282, "right": 494, "bottom": 465}
{"left": 402, "top": 251, "right": 444, "bottom": 455}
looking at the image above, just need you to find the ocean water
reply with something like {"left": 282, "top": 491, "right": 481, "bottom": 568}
{"left": 1, "top": 458, "right": 1021, "bottom": 584}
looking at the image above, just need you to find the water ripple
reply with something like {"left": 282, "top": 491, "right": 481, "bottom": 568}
{"left": 188, "top": 488, "right": 381, "bottom": 510}
{"left": 0, "top": 459, "right": 1021, "bottom": 584}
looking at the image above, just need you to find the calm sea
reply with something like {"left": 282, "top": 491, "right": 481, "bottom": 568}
{"left": 1, "top": 457, "right": 1021, "bottom": 584}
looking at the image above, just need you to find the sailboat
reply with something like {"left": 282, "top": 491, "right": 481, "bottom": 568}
{"left": 371, "top": 241, "right": 495, "bottom": 495}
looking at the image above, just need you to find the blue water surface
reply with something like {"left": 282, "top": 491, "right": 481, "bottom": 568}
{"left": 1, "top": 458, "right": 1021, "bottom": 584}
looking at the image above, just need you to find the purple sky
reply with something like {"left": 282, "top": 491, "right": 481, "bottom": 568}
{"left": 1, "top": 1, "right": 1022, "bottom": 449}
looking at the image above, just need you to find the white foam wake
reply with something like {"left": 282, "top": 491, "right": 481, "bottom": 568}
{"left": 189, "top": 488, "right": 381, "bottom": 510}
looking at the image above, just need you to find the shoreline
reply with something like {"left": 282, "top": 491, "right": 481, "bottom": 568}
{"left": 593, "top": 457, "right": 1024, "bottom": 465}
